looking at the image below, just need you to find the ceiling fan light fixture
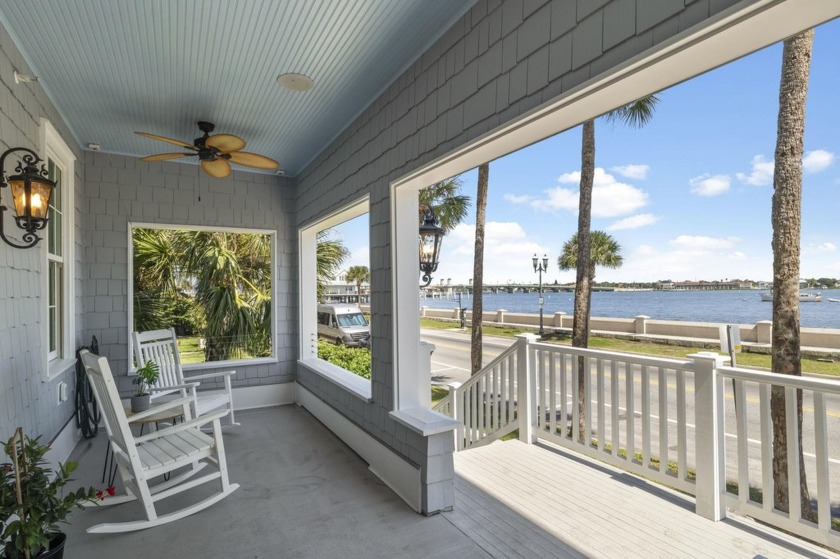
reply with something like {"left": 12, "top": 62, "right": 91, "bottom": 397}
{"left": 277, "top": 73, "right": 314, "bottom": 92}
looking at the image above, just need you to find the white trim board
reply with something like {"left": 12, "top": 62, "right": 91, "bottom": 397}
{"left": 45, "top": 417, "right": 81, "bottom": 470}
{"left": 233, "top": 382, "right": 296, "bottom": 410}
{"left": 296, "top": 384, "right": 422, "bottom": 513}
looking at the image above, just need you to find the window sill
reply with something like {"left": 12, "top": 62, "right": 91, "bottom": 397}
{"left": 45, "top": 358, "right": 76, "bottom": 382}
{"left": 390, "top": 407, "right": 460, "bottom": 436}
{"left": 129, "top": 356, "right": 277, "bottom": 376}
{"left": 297, "top": 358, "right": 372, "bottom": 402}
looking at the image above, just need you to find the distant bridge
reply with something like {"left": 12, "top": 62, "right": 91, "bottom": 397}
{"left": 422, "top": 283, "right": 616, "bottom": 294}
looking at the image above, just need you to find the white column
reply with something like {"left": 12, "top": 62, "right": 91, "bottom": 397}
{"left": 517, "top": 333, "right": 539, "bottom": 444}
{"left": 691, "top": 351, "right": 728, "bottom": 521}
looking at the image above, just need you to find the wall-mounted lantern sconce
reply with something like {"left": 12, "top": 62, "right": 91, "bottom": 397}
{"left": 419, "top": 206, "right": 444, "bottom": 287}
{"left": 0, "top": 147, "right": 56, "bottom": 249}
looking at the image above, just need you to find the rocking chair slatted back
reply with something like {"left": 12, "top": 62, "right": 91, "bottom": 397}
{"left": 134, "top": 329, "right": 183, "bottom": 398}
{"left": 79, "top": 351, "right": 138, "bottom": 461}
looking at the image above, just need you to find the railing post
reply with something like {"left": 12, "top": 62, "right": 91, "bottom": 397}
{"left": 419, "top": 341, "right": 435, "bottom": 408}
{"left": 448, "top": 382, "right": 462, "bottom": 451}
{"left": 690, "top": 351, "right": 728, "bottom": 521}
{"left": 517, "top": 333, "right": 539, "bottom": 444}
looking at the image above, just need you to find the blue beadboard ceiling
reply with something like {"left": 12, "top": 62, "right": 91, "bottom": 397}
{"left": 0, "top": 0, "right": 475, "bottom": 176}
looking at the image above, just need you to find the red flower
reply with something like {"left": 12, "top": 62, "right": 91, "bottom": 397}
{"left": 96, "top": 486, "right": 116, "bottom": 500}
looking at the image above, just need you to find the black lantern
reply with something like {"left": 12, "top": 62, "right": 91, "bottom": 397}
{"left": 419, "top": 206, "right": 444, "bottom": 287}
{"left": 533, "top": 253, "right": 549, "bottom": 335}
{"left": 0, "top": 147, "right": 56, "bottom": 249}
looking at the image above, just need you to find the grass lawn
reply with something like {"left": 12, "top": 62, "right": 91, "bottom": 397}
{"left": 177, "top": 336, "right": 206, "bottom": 364}
{"left": 420, "top": 318, "right": 840, "bottom": 377}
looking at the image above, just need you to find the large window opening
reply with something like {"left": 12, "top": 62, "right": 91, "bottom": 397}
{"left": 129, "top": 224, "right": 275, "bottom": 368}
{"left": 299, "top": 198, "right": 372, "bottom": 398}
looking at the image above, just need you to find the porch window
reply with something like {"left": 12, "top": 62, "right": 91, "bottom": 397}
{"left": 40, "top": 119, "right": 76, "bottom": 381}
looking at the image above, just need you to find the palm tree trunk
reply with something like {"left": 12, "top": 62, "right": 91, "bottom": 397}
{"left": 771, "top": 29, "right": 813, "bottom": 520}
{"left": 471, "top": 163, "right": 489, "bottom": 374}
{"left": 573, "top": 119, "right": 595, "bottom": 442}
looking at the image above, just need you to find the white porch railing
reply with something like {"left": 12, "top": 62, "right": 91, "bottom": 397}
{"left": 715, "top": 365, "right": 840, "bottom": 550}
{"left": 434, "top": 334, "right": 840, "bottom": 550}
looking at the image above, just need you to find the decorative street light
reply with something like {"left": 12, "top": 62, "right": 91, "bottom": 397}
{"left": 419, "top": 206, "right": 444, "bottom": 287}
{"left": 0, "top": 147, "right": 57, "bottom": 249}
{"left": 532, "top": 253, "right": 549, "bottom": 335}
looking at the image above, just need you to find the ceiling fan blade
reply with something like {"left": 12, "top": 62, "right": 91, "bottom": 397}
{"left": 201, "top": 159, "right": 232, "bottom": 178}
{"left": 205, "top": 134, "right": 246, "bottom": 153}
{"left": 140, "top": 153, "right": 194, "bottom": 162}
{"left": 135, "top": 131, "right": 198, "bottom": 150}
{"left": 228, "top": 151, "right": 280, "bottom": 170}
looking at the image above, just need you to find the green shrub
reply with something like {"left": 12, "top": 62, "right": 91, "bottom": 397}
{"left": 317, "top": 341, "right": 371, "bottom": 379}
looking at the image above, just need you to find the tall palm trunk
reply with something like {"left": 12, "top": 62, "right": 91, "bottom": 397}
{"left": 573, "top": 119, "right": 595, "bottom": 441}
{"left": 471, "top": 163, "right": 489, "bottom": 374}
{"left": 770, "top": 29, "right": 813, "bottom": 519}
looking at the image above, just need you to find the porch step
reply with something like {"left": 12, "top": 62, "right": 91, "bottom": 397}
{"left": 445, "top": 439, "right": 838, "bottom": 559}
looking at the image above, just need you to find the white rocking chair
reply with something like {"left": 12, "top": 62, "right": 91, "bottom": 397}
{"left": 79, "top": 350, "right": 239, "bottom": 533}
{"left": 133, "top": 328, "right": 239, "bottom": 427}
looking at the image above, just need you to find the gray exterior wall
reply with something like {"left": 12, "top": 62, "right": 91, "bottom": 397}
{"left": 83, "top": 152, "right": 297, "bottom": 395}
{"left": 294, "top": 0, "right": 738, "bottom": 512}
{"left": 0, "top": 24, "right": 86, "bottom": 441}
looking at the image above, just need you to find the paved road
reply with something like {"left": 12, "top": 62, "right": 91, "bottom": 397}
{"left": 422, "top": 328, "right": 840, "bottom": 511}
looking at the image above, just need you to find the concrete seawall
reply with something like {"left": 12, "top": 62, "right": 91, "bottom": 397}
{"left": 410, "top": 306, "right": 840, "bottom": 357}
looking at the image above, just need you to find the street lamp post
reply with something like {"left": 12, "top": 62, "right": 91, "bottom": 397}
{"left": 532, "top": 253, "right": 549, "bottom": 335}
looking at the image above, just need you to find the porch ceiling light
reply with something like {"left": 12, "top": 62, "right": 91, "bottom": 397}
{"left": 0, "top": 147, "right": 56, "bottom": 249}
{"left": 419, "top": 206, "right": 444, "bottom": 287}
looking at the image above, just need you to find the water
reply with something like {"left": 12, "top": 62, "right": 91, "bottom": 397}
{"left": 420, "top": 289, "right": 840, "bottom": 329}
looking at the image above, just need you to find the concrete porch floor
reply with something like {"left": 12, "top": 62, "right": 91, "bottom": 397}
{"left": 61, "top": 405, "right": 839, "bottom": 558}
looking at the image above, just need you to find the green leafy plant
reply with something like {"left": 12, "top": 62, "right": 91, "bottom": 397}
{"left": 317, "top": 341, "right": 371, "bottom": 379}
{"left": 132, "top": 360, "right": 160, "bottom": 396}
{"left": 1, "top": 430, "right": 98, "bottom": 558}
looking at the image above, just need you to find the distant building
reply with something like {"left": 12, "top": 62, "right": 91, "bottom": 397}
{"left": 658, "top": 280, "right": 754, "bottom": 291}
{"left": 323, "top": 269, "right": 369, "bottom": 303}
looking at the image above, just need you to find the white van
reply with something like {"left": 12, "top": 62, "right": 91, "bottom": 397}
{"left": 317, "top": 304, "right": 370, "bottom": 347}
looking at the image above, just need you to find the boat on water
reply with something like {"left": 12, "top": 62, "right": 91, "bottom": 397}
{"left": 760, "top": 291, "right": 822, "bottom": 302}
{"left": 829, "top": 298, "right": 840, "bottom": 303}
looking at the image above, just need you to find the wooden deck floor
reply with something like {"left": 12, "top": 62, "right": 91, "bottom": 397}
{"left": 445, "top": 439, "right": 839, "bottom": 559}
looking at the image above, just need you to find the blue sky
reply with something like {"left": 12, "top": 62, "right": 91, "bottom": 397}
{"left": 334, "top": 19, "right": 840, "bottom": 285}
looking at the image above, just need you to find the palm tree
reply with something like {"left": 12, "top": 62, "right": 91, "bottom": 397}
{"left": 571, "top": 96, "right": 656, "bottom": 441}
{"left": 558, "top": 230, "right": 623, "bottom": 440}
{"left": 770, "top": 29, "right": 814, "bottom": 519}
{"left": 419, "top": 176, "right": 471, "bottom": 233}
{"left": 471, "top": 163, "right": 489, "bottom": 374}
{"left": 345, "top": 265, "right": 370, "bottom": 304}
{"left": 316, "top": 229, "right": 350, "bottom": 303}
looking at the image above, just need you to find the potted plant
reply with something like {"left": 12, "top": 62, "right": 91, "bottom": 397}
{"left": 1, "top": 428, "right": 98, "bottom": 559}
{"left": 131, "top": 360, "right": 160, "bottom": 413}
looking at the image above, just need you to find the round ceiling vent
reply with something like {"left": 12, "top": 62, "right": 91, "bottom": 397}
{"left": 277, "top": 73, "right": 314, "bottom": 92}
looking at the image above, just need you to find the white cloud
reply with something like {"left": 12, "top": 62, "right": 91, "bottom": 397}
{"left": 728, "top": 251, "right": 747, "bottom": 261}
{"left": 804, "top": 242, "right": 837, "bottom": 255}
{"left": 534, "top": 168, "right": 649, "bottom": 217}
{"left": 611, "top": 164, "right": 650, "bottom": 180}
{"left": 669, "top": 235, "right": 740, "bottom": 250}
{"left": 689, "top": 173, "right": 731, "bottom": 196}
{"left": 606, "top": 213, "right": 659, "bottom": 231}
{"left": 802, "top": 149, "right": 835, "bottom": 173}
{"left": 736, "top": 155, "right": 774, "bottom": 186}
{"left": 503, "top": 193, "right": 535, "bottom": 204}
{"left": 736, "top": 150, "right": 835, "bottom": 186}
{"left": 820, "top": 242, "right": 837, "bottom": 252}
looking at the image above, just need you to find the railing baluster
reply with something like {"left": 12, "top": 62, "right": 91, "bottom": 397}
{"left": 478, "top": 376, "right": 485, "bottom": 439}
{"left": 597, "top": 358, "right": 605, "bottom": 452}
{"left": 785, "top": 386, "right": 801, "bottom": 522}
{"left": 760, "top": 383, "right": 773, "bottom": 511}
{"left": 493, "top": 365, "right": 500, "bottom": 432}
{"left": 550, "top": 352, "right": 557, "bottom": 437}
{"left": 572, "top": 355, "right": 580, "bottom": 444}
{"left": 658, "top": 366, "right": 668, "bottom": 474}
{"left": 509, "top": 354, "right": 516, "bottom": 426}
{"left": 611, "top": 360, "right": 619, "bottom": 457}
{"left": 584, "top": 356, "right": 593, "bottom": 447}
{"left": 677, "top": 369, "right": 687, "bottom": 481}
{"left": 813, "top": 391, "right": 830, "bottom": 531}
{"left": 626, "top": 360, "right": 635, "bottom": 463}
{"left": 560, "top": 354, "right": 568, "bottom": 439}
{"left": 538, "top": 350, "right": 545, "bottom": 431}
{"left": 642, "top": 365, "right": 650, "bottom": 468}
{"left": 500, "top": 359, "right": 507, "bottom": 428}
{"left": 735, "top": 379, "right": 749, "bottom": 506}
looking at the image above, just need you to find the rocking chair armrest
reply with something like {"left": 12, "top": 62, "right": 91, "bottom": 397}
{"left": 127, "top": 396, "right": 194, "bottom": 423}
{"left": 134, "top": 409, "right": 230, "bottom": 443}
{"left": 148, "top": 382, "right": 200, "bottom": 393}
{"left": 184, "top": 370, "right": 236, "bottom": 381}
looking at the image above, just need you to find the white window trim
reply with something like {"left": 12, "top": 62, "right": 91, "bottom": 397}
{"left": 127, "top": 221, "right": 278, "bottom": 372}
{"left": 388, "top": 0, "right": 838, "bottom": 412}
{"left": 40, "top": 119, "right": 75, "bottom": 381}
{"left": 298, "top": 196, "right": 370, "bottom": 399}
